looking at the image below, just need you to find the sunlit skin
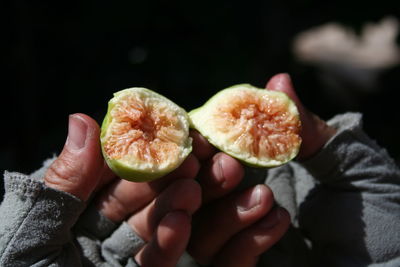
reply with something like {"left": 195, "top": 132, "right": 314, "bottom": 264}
{"left": 44, "top": 73, "right": 336, "bottom": 267}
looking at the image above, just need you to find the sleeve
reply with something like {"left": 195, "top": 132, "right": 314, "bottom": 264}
{"left": 74, "top": 204, "right": 145, "bottom": 267}
{"left": 0, "top": 171, "right": 86, "bottom": 267}
{"left": 0, "top": 166, "right": 146, "bottom": 267}
{"left": 298, "top": 112, "right": 400, "bottom": 266}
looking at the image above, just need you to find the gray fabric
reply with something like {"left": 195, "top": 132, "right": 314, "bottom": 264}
{"left": 29, "top": 156, "right": 56, "bottom": 182}
{"left": 263, "top": 112, "right": 400, "bottom": 266}
{"left": 0, "top": 171, "right": 85, "bottom": 267}
{"left": 76, "top": 203, "right": 118, "bottom": 241}
{"left": 298, "top": 113, "right": 400, "bottom": 266}
{"left": 102, "top": 222, "right": 146, "bottom": 265}
{"left": 1, "top": 112, "right": 400, "bottom": 267}
{"left": 0, "top": 167, "right": 143, "bottom": 266}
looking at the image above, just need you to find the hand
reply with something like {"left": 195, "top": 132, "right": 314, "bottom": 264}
{"left": 188, "top": 131, "right": 291, "bottom": 267}
{"left": 44, "top": 113, "right": 202, "bottom": 267}
{"left": 187, "top": 73, "right": 336, "bottom": 266}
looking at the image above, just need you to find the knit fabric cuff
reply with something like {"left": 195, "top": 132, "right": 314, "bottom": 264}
{"left": 300, "top": 112, "right": 364, "bottom": 181}
{"left": 75, "top": 203, "right": 118, "bottom": 240}
{"left": 102, "top": 222, "right": 146, "bottom": 265}
{"left": 300, "top": 112, "right": 398, "bottom": 185}
{"left": 0, "top": 171, "right": 85, "bottom": 266}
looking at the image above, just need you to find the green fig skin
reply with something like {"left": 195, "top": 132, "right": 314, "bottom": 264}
{"left": 100, "top": 87, "right": 192, "bottom": 182}
{"left": 189, "top": 84, "right": 301, "bottom": 168}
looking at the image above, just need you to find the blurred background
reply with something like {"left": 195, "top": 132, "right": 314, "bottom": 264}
{"left": 2, "top": 0, "right": 400, "bottom": 196}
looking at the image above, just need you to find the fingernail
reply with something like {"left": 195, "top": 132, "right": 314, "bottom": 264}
{"left": 237, "top": 185, "right": 261, "bottom": 212}
{"left": 276, "top": 73, "right": 292, "bottom": 89}
{"left": 213, "top": 154, "right": 225, "bottom": 184}
{"left": 260, "top": 207, "right": 284, "bottom": 228}
{"left": 67, "top": 114, "right": 88, "bottom": 150}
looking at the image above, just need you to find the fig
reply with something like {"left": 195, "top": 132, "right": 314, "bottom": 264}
{"left": 100, "top": 87, "right": 192, "bottom": 182}
{"left": 189, "top": 84, "right": 301, "bottom": 167}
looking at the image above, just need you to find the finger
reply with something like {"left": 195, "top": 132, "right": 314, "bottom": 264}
{"left": 96, "top": 154, "right": 200, "bottom": 222}
{"left": 94, "top": 161, "right": 117, "bottom": 192}
{"left": 189, "top": 184, "right": 274, "bottom": 265}
{"left": 135, "top": 211, "right": 191, "bottom": 267}
{"left": 265, "top": 73, "right": 304, "bottom": 114}
{"left": 190, "top": 130, "right": 218, "bottom": 161}
{"left": 213, "top": 207, "right": 291, "bottom": 267}
{"left": 160, "top": 153, "right": 200, "bottom": 183}
{"left": 44, "top": 113, "right": 103, "bottom": 201}
{"left": 197, "top": 152, "right": 244, "bottom": 204}
{"left": 127, "top": 179, "right": 201, "bottom": 242}
{"left": 265, "top": 73, "right": 310, "bottom": 132}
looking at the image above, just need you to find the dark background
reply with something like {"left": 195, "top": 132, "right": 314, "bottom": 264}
{"left": 2, "top": 1, "right": 400, "bottom": 196}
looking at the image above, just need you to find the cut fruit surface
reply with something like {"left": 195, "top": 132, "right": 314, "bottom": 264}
{"left": 101, "top": 87, "right": 192, "bottom": 182}
{"left": 189, "top": 84, "right": 301, "bottom": 167}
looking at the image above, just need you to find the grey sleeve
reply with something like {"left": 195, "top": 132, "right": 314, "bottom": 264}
{"left": 0, "top": 164, "right": 145, "bottom": 267}
{"left": 0, "top": 171, "right": 86, "bottom": 267}
{"left": 74, "top": 204, "right": 145, "bottom": 267}
{"left": 297, "top": 113, "right": 400, "bottom": 266}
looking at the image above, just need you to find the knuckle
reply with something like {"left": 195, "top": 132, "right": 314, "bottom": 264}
{"left": 45, "top": 157, "right": 79, "bottom": 186}
{"left": 98, "top": 190, "right": 129, "bottom": 222}
{"left": 170, "top": 180, "right": 202, "bottom": 213}
{"left": 43, "top": 156, "right": 88, "bottom": 199}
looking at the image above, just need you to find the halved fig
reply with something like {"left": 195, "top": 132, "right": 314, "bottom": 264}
{"left": 100, "top": 87, "right": 192, "bottom": 182}
{"left": 189, "top": 84, "right": 301, "bottom": 167}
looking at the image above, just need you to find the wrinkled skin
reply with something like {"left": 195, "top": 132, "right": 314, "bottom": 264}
{"left": 44, "top": 73, "right": 335, "bottom": 267}
{"left": 186, "top": 73, "right": 336, "bottom": 266}
{"left": 45, "top": 113, "right": 202, "bottom": 267}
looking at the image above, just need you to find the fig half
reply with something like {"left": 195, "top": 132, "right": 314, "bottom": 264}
{"left": 101, "top": 87, "right": 192, "bottom": 182}
{"left": 189, "top": 84, "right": 301, "bottom": 167}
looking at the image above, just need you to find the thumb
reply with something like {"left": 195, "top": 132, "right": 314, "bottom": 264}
{"left": 265, "top": 73, "right": 305, "bottom": 115}
{"left": 44, "top": 113, "right": 103, "bottom": 201}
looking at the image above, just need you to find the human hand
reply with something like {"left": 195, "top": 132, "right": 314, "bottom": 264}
{"left": 186, "top": 73, "right": 335, "bottom": 266}
{"left": 44, "top": 113, "right": 202, "bottom": 267}
{"left": 187, "top": 131, "right": 291, "bottom": 266}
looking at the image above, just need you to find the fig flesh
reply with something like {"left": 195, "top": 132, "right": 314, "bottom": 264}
{"left": 189, "top": 84, "right": 301, "bottom": 167}
{"left": 101, "top": 87, "right": 192, "bottom": 182}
